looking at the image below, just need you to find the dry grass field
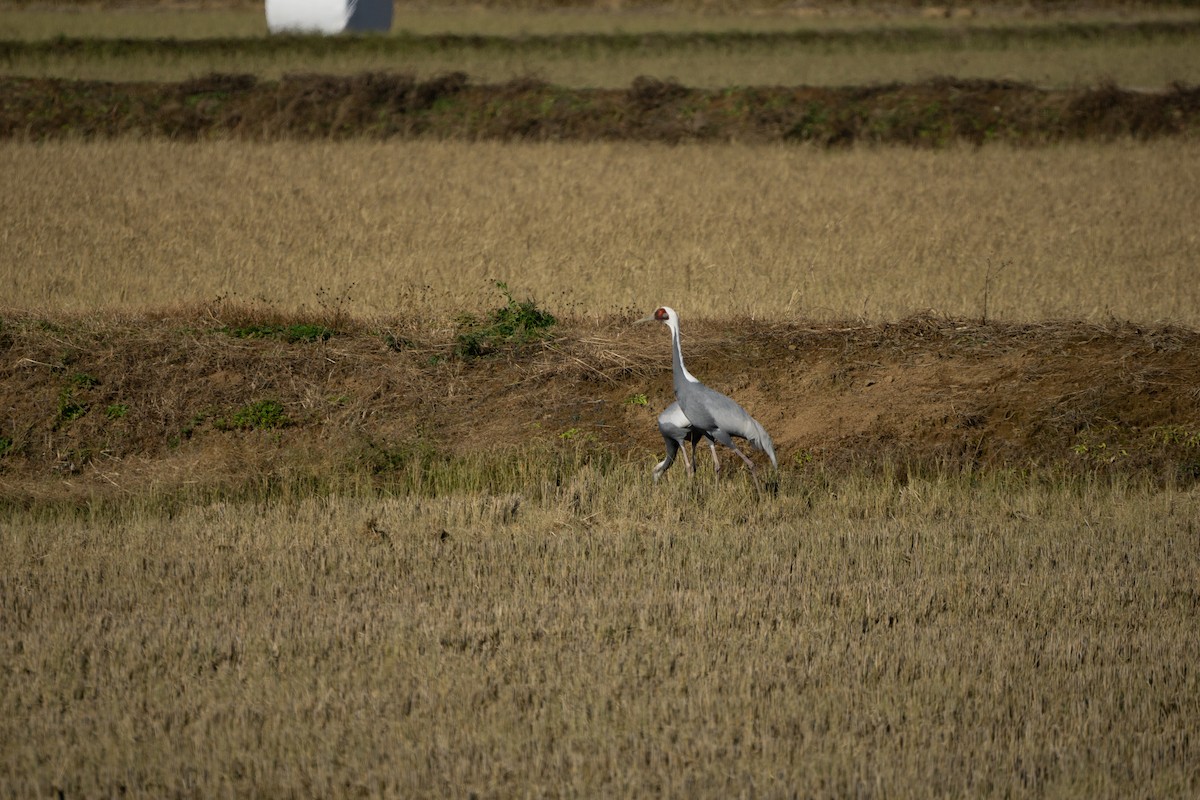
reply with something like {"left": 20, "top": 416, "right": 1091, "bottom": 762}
{"left": 4, "top": 3, "right": 1200, "bottom": 797}
{"left": 3, "top": 4, "right": 1200, "bottom": 87}
{"left": 6, "top": 35, "right": 1200, "bottom": 88}
{"left": 3, "top": 304, "right": 1200, "bottom": 796}
{"left": 2, "top": 473, "right": 1199, "bottom": 797}
{"left": 3, "top": 138, "right": 1199, "bottom": 323}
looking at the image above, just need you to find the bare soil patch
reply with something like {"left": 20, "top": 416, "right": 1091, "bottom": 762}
{"left": 3, "top": 309, "right": 1199, "bottom": 504}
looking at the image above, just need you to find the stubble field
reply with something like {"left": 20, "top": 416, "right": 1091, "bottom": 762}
{"left": 3, "top": 3, "right": 1200, "bottom": 797}
{"left": 4, "top": 138, "right": 1200, "bottom": 322}
{"left": 3, "top": 478, "right": 1198, "bottom": 797}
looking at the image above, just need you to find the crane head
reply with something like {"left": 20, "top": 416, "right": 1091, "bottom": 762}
{"left": 637, "top": 306, "right": 677, "bottom": 327}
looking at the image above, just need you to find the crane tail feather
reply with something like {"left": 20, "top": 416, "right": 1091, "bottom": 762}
{"left": 746, "top": 417, "right": 778, "bottom": 470}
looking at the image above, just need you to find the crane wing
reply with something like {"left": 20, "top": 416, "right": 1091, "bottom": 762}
{"left": 678, "top": 382, "right": 777, "bottom": 468}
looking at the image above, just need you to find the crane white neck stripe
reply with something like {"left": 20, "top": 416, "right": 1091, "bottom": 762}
{"left": 669, "top": 323, "right": 701, "bottom": 383}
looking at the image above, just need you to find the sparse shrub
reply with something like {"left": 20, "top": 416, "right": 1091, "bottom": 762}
{"left": 454, "top": 281, "right": 556, "bottom": 359}
{"left": 314, "top": 284, "right": 356, "bottom": 330}
{"left": 106, "top": 403, "right": 129, "bottom": 419}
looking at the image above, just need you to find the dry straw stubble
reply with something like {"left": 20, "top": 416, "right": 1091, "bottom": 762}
{"left": 3, "top": 138, "right": 1200, "bottom": 324}
{"left": 1, "top": 476, "right": 1197, "bottom": 796}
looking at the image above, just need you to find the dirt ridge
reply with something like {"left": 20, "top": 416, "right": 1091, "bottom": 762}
{"left": 3, "top": 73, "right": 1198, "bottom": 145}
{"left": 3, "top": 310, "right": 1200, "bottom": 502}
{"left": 5, "top": 17, "right": 1200, "bottom": 55}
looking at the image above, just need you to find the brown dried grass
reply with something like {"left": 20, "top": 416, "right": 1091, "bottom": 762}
{"left": 3, "top": 4, "right": 1199, "bottom": 88}
{"left": 3, "top": 138, "right": 1199, "bottom": 324}
{"left": 2, "top": 471, "right": 1198, "bottom": 797}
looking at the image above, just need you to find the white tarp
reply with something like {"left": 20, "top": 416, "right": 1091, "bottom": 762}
{"left": 266, "top": 0, "right": 393, "bottom": 34}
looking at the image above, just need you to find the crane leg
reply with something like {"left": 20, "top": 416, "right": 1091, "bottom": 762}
{"left": 653, "top": 436, "right": 679, "bottom": 483}
{"left": 712, "top": 431, "right": 761, "bottom": 492}
{"left": 706, "top": 438, "right": 720, "bottom": 475}
{"left": 687, "top": 432, "right": 712, "bottom": 479}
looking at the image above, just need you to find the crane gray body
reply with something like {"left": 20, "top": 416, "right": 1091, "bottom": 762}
{"left": 654, "top": 401, "right": 719, "bottom": 483}
{"left": 642, "top": 306, "right": 777, "bottom": 487}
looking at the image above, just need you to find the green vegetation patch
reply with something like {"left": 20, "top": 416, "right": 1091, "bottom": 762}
{"left": 454, "top": 281, "right": 556, "bottom": 358}
{"left": 223, "top": 323, "right": 335, "bottom": 343}
{"left": 216, "top": 399, "right": 291, "bottom": 431}
{"left": 55, "top": 372, "right": 99, "bottom": 425}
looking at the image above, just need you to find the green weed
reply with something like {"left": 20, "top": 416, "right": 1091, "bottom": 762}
{"left": 454, "top": 281, "right": 556, "bottom": 358}
{"left": 55, "top": 372, "right": 99, "bottom": 424}
{"left": 217, "top": 399, "right": 291, "bottom": 431}
{"left": 223, "top": 323, "right": 334, "bottom": 343}
{"left": 1152, "top": 424, "right": 1200, "bottom": 448}
{"left": 559, "top": 427, "right": 596, "bottom": 442}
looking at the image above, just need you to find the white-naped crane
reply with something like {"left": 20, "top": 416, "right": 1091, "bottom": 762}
{"left": 654, "top": 401, "right": 719, "bottom": 483}
{"left": 639, "top": 306, "right": 777, "bottom": 490}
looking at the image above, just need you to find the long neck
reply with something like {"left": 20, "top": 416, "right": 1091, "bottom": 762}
{"left": 670, "top": 322, "right": 699, "bottom": 393}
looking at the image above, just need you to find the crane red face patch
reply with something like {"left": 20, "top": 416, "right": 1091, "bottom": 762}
{"left": 655, "top": 307, "right": 669, "bottom": 321}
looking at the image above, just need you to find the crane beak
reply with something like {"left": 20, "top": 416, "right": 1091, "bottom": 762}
{"left": 635, "top": 314, "right": 657, "bottom": 325}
